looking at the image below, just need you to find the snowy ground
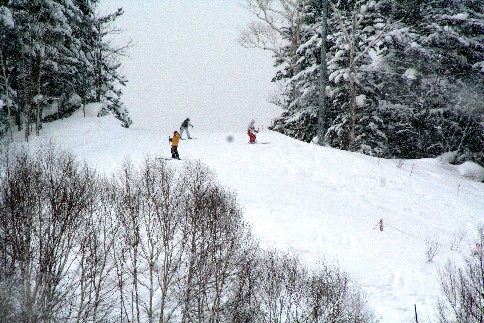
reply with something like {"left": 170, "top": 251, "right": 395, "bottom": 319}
{"left": 9, "top": 107, "right": 484, "bottom": 322}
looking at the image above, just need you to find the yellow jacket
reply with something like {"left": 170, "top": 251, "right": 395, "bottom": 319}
{"left": 171, "top": 132, "right": 180, "bottom": 146}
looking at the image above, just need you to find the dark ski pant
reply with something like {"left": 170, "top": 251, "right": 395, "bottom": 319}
{"left": 248, "top": 131, "right": 256, "bottom": 143}
{"left": 171, "top": 146, "right": 180, "bottom": 159}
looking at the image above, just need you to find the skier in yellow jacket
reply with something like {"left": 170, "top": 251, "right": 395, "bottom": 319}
{"left": 169, "top": 131, "right": 180, "bottom": 159}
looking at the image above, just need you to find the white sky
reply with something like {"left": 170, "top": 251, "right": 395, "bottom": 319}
{"left": 99, "top": 0, "right": 282, "bottom": 132}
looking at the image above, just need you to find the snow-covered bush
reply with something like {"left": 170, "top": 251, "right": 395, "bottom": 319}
{"left": 425, "top": 237, "right": 441, "bottom": 262}
{"left": 235, "top": 250, "right": 376, "bottom": 322}
{"left": 437, "top": 227, "right": 484, "bottom": 322}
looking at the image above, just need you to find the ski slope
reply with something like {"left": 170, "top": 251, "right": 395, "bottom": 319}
{"left": 11, "top": 107, "right": 484, "bottom": 322}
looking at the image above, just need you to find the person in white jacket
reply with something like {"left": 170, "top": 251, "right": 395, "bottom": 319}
{"left": 180, "top": 118, "right": 193, "bottom": 139}
{"left": 247, "top": 119, "right": 258, "bottom": 143}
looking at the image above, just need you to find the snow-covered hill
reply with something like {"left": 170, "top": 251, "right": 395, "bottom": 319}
{"left": 10, "top": 107, "right": 484, "bottom": 322}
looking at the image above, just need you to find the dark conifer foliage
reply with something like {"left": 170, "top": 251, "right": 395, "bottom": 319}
{"left": 266, "top": 0, "right": 483, "bottom": 165}
{"left": 0, "top": 0, "right": 131, "bottom": 140}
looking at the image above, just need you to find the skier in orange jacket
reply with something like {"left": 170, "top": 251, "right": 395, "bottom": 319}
{"left": 169, "top": 131, "right": 180, "bottom": 159}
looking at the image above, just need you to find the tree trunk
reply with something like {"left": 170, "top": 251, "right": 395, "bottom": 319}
{"left": 453, "top": 115, "right": 471, "bottom": 163}
{"left": 133, "top": 236, "right": 141, "bottom": 323}
{"left": 348, "top": 56, "right": 357, "bottom": 151}
{"left": 35, "top": 55, "right": 44, "bottom": 136}
{"left": 95, "top": 25, "right": 103, "bottom": 102}
{"left": 348, "top": 28, "right": 357, "bottom": 151}
{"left": 0, "top": 48, "right": 14, "bottom": 140}
{"left": 182, "top": 228, "right": 197, "bottom": 323}
{"left": 318, "top": 0, "right": 329, "bottom": 145}
{"left": 24, "top": 103, "right": 31, "bottom": 142}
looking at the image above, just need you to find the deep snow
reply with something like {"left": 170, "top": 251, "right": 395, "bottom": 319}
{"left": 9, "top": 104, "right": 484, "bottom": 322}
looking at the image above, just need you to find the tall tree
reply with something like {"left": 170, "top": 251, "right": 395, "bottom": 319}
{"left": 91, "top": 7, "right": 132, "bottom": 128}
{"left": 268, "top": 0, "right": 328, "bottom": 142}
{"left": 375, "top": 0, "right": 484, "bottom": 161}
{"left": 255, "top": 0, "right": 483, "bottom": 164}
{"left": 0, "top": 5, "right": 17, "bottom": 140}
{"left": 239, "top": 0, "right": 309, "bottom": 108}
{"left": 0, "top": 0, "right": 132, "bottom": 141}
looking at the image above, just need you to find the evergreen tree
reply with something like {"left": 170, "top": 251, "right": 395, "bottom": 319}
{"left": 325, "top": 0, "right": 390, "bottom": 153}
{"left": 0, "top": 0, "right": 132, "bottom": 141}
{"left": 271, "top": 0, "right": 391, "bottom": 154}
{"left": 92, "top": 8, "right": 132, "bottom": 128}
{"left": 265, "top": 0, "right": 483, "bottom": 164}
{"left": 270, "top": 0, "right": 323, "bottom": 142}
{"left": 377, "top": 0, "right": 484, "bottom": 162}
{"left": 0, "top": 5, "right": 18, "bottom": 139}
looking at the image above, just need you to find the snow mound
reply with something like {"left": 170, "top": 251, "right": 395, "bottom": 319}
{"left": 438, "top": 152, "right": 484, "bottom": 182}
{"left": 456, "top": 161, "right": 484, "bottom": 182}
{"left": 83, "top": 102, "right": 105, "bottom": 117}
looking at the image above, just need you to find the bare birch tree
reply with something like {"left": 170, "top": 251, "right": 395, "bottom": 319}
{"left": 240, "top": 0, "right": 308, "bottom": 64}
{"left": 115, "top": 160, "right": 142, "bottom": 323}
{"left": 145, "top": 159, "right": 183, "bottom": 323}
{"left": 74, "top": 177, "right": 119, "bottom": 323}
{"left": 137, "top": 157, "right": 182, "bottom": 323}
{"left": 0, "top": 144, "right": 96, "bottom": 322}
{"left": 240, "top": 0, "right": 310, "bottom": 105}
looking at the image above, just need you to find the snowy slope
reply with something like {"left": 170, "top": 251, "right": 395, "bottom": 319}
{"left": 10, "top": 108, "right": 484, "bottom": 322}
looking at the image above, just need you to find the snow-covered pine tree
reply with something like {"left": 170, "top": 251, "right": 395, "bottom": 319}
{"left": 418, "top": 0, "right": 483, "bottom": 164}
{"left": 240, "top": 0, "right": 325, "bottom": 142}
{"left": 264, "top": 0, "right": 483, "bottom": 164}
{"left": 0, "top": 5, "right": 17, "bottom": 140}
{"left": 69, "top": 0, "right": 99, "bottom": 116}
{"left": 270, "top": 0, "right": 324, "bottom": 142}
{"left": 29, "top": 0, "right": 89, "bottom": 132}
{"left": 375, "top": 0, "right": 483, "bottom": 163}
{"left": 91, "top": 7, "right": 132, "bottom": 128}
{"left": 0, "top": 0, "right": 132, "bottom": 141}
{"left": 325, "top": 0, "right": 390, "bottom": 154}
{"left": 270, "top": 0, "right": 391, "bottom": 154}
